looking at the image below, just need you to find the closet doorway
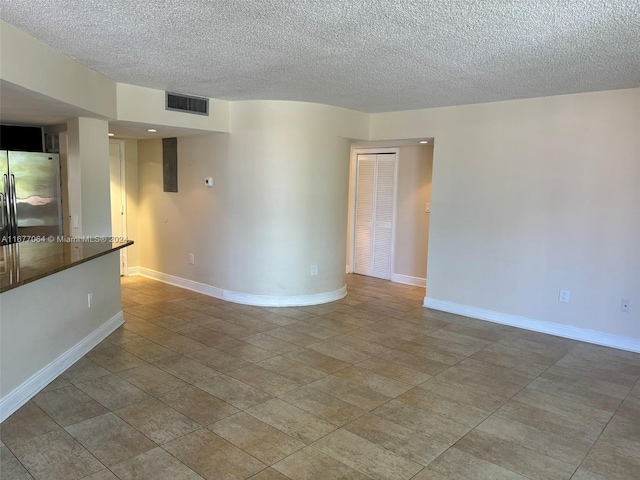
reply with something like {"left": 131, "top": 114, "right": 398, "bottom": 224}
{"left": 352, "top": 149, "right": 398, "bottom": 280}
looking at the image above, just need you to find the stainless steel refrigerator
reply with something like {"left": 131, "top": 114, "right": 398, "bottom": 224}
{"left": 0, "top": 150, "right": 63, "bottom": 245}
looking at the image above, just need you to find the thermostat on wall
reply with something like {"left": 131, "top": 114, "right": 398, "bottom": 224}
{"left": 205, "top": 177, "right": 213, "bottom": 187}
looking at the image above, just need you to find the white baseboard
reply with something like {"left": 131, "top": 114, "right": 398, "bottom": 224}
{"left": 424, "top": 297, "right": 640, "bottom": 353}
{"left": 127, "top": 266, "right": 140, "bottom": 276}
{"left": 391, "top": 274, "right": 426, "bottom": 287}
{"left": 0, "top": 312, "right": 124, "bottom": 422}
{"left": 137, "top": 267, "right": 347, "bottom": 307}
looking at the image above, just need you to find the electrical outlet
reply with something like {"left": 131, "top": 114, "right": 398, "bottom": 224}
{"left": 189, "top": 253, "right": 195, "bottom": 265}
{"left": 558, "top": 289, "right": 570, "bottom": 303}
{"left": 310, "top": 264, "right": 318, "bottom": 276}
{"left": 88, "top": 292, "right": 93, "bottom": 308}
{"left": 621, "top": 299, "right": 630, "bottom": 312}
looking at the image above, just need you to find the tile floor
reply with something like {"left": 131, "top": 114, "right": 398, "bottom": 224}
{"left": 1, "top": 274, "right": 639, "bottom": 479}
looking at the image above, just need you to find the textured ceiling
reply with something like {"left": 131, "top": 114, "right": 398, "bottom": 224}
{"left": 1, "top": 0, "right": 639, "bottom": 113}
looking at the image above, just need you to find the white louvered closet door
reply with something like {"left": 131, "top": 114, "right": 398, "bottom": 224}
{"left": 354, "top": 153, "right": 397, "bottom": 280}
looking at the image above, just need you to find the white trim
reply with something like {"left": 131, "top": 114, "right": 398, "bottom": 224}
{"left": 424, "top": 297, "right": 640, "bottom": 353}
{"left": 109, "top": 139, "right": 127, "bottom": 275}
{"left": 391, "top": 273, "right": 426, "bottom": 287}
{"left": 137, "top": 267, "right": 347, "bottom": 307}
{"left": 0, "top": 311, "right": 124, "bottom": 422}
{"left": 127, "top": 266, "right": 140, "bottom": 276}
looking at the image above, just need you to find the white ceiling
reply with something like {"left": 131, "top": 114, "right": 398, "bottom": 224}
{"left": 1, "top": 0, "right": 639, "bottom": 113}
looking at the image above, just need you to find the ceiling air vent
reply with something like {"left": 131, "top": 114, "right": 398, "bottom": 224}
{"left": 166, "top": 92, "right": 209, "bottom": 116}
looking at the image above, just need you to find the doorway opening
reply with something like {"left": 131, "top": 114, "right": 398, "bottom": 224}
{"left": 347, "top": 142, "right": 433, "bottom": 288}
{"left": 109, "top": 139, "right": 127, "bottom": 276}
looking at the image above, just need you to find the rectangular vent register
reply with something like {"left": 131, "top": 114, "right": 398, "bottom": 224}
{"left": 166, "top": 92, "right": 209, "bottom": 115}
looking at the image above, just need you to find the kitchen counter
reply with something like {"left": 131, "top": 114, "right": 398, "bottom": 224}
{"left": 0, "top": 239, "right": 133, "bottom": 293}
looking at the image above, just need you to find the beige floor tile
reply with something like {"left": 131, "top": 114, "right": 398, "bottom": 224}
{"left": 287, "top": 322, "right": 341, "bottom": 340}
{"left": 76, "top": 374, "right": 150, "bottom": 410}
{"left": 355, "top": 356, "right": 433, "bottom": 386}
{"left": 580, "top": 435, "right": 640, "bottom": 479}
{"left": 554, "top": 354, "right": 639, "bottom": 388}
{"left": 541, "top": 365, "right": 632, "bottom": 399}
{"left": 205, "top": 319, "right": 258, "bottom": 338}
{"left": 283, "top": 348, "right": 351, "bottom": 374}
{"left": 149, "top": 301, "right": 189, "bottom": 315}
{"left": 248, "top": 467, "right": 290, "bottom": 479}
{"left": 123, "top": 319, "right": 172, "bottom": 338}
{"left": 117, "top": 364, "right": 189, "bottom": 396}
{"left": 497, "top": 336, "right": 572, "bottom": 360}
{"left": 32, "top": 385, "right": 108, "bottom": 427}
{"left": 115, "top": 398, "right": 200, "bottom": 444}
{"left": 426, "top": 447, "right": 529, "bottom": 480}
{"left": 256, "top": 355, "right": 327, "bottom": 384}
{"left": 64, "top": 412, "right": 155, "bottom": 466}
{"left": 343, "top": 328, "right": 410, "bottom": 348}
{"left": 376, "top": 349, "right": 450, "bottom": 376}
{"left": 435, "top": 365, "right": 526, "bottom": 399}
{"left": 195, "top": 375, "right": 272, "bottom": 410}
{"left": 513, "top": 387, "right": 612, "bottom": 429}
{"left": 476, "top": 414, "right": 592, "bottom": 466}
{"left": 327, "top": 334, "right": 390, "bottom": 356}
{"left": 105, "top": 328, "right": 145, "bottom": 346}
{"left": 224, "top": 314, "right": 280, "bottom": 333}
{"left": 373, "top": 400, "right": 470, "bottom": 445}
{"left": 495, "top": 400, "right": 605, "bottom": 443}
{"left": 246, "top": 398, "right": 336, "bottom": 444}
{"left": 242, "top": 333, "right": 300, "bottom": 354}
{"left": 280, "top": 386, "right": 366, "bottom": 426}
{"left": 308, "top": 376, "right": 392, "bottom": 411}
{"left": 61, "top": 358, "right": 112, "bottom": 384}
{"left": 395, "top": 341, "right": 465, "bottom": 366}
{"left": 453, "top": 358, "right": 537, "bottom": 387}
{"left": 40, "top": 376, "right": 72, "bottom": 392}
{"left": 170, "top": 298, "right": 216, "bottom": 311}
{"left": 265, "top": 326, "right": 322, "bottom": 346}
{"left": 151, "top": 332, "right": 207, "bottom": 354}
{"left": 123, "top": 305, "right": 163, "bottom": 320}
{"left": 10, "top": 429, "right": 103, "bottom": 480}
{"left": 164, "top": 429, "right": 265, "bottom": 479}
{"left": 0, "top": 402, "right": 59, "bottom": 445}
{"left": 528, "top": 376, "right": 623, "bottom": 412}
{"left": 0, "top": 445, "right": 33, "bottom": 480}
{"left": 210, "top": 412, "right": 304, "bottom": 464}
{"left": 214, "top": 340, "right": 277, "bottom": 362}
{"left": 173, "top": 309, "right": 218, "bottom": 325}
{"left": 265, "top": 307, "right": 316, "bottom": 322}
{"left": 455, "top": 429, "right": 576, "bottom": 480}
{"left": 306, "top": 340, "right": 371, "bottom": 363}
{"left": 119, "top": 338, "right": 179, "bottom": 363}
{"left": 110, "top": 447, "right": 203, "bottom": 480}
{"left": 85, "top": 345, "right": 147, "bottom": 373}
{"left": 154, "top": 355, "right": 220, "bottom": 384}
{"left": 228, "top": 364, "right": 301, "bottom": 396}
{"left": 159, "top": 385, "right": 239, "bottom": 425}
{"left": 344, "top": 413, "right": 449, "bottom": 466}
{"left": 397, "top": 386, "right": 491, "bottom": 428}
{"left": 272, "top": 446, "right": 372, "bottom": 480}
{"left": 179, "top": 326, "right": 236, "bottom": 347}
{"left": 185, "top": 347, "right": 250, "bottom": 373}
{"left": 570, "top": 468, "right": 609, "bottom": 480}
{"left": 426, "top": 329, "right": 495, "bottom": 355}
{"left": 418, "top": 377, "right": 509, "bottom": 412}
{"left": 146, "top": 314, "right": 198, "bottom": 332}
{"left": 441, "top": 323, "right": 504, "bottom": 342}
{"left": 331, "top": 366, "right": 413, "bottom": 398}
{"left": 471, "top": 344, "right": 552, "bottom": 376}
{"left": 312, "top": 428, "right": 423, "bottom": 480}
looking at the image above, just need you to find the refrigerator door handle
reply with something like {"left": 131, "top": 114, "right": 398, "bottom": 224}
{"left": 9, "top": 174, "right": 18, "bottom": 239}
{"left": 3, "top": 174, "right": 11, "bottom": 240}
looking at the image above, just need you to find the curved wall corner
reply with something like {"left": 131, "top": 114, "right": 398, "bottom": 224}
{"left": 223, "top": 101, "right": 362, "bottom": 302}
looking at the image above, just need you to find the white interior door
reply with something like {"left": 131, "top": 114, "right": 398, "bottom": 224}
{"left": 109, "top": 141, "right": 127, "bottom": 275}
{"left": 354, "top": 153, "right": 397, "bottom": 280}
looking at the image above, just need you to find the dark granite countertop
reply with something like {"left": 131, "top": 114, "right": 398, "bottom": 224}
{"left": 0, "top": 240, "right": 133, "bottom": 293}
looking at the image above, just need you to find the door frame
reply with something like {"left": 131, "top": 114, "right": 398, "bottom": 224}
{"left": 109, "top": 139, "right": 127, "bottom": 275}
{"left": 347, "top": 147, "right": 399, "bottom": 277}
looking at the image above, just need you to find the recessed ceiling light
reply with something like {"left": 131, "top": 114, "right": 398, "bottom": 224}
{"left": 147, "top": 128, "right": 158, "bottom": 133}
{"left": 419, "top": 140, "right": 428, "bottom": 144}
{"left": 108, "top": 133, "right": 114, "bottom": 137}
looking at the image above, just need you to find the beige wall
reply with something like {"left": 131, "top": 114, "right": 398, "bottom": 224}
{"left": 394, "top": 144, "right": 433, "bottom": 280}
{"left": 371, "top": 88, "right": 640, "bottom": 341}
{"left": 0, "top": 253, "right": 121, "bottom": 399}
{"left": 66, "top": 117, "right": 112, "bottom": 237}
{"left": 0, "top": 20, "right": 116, "bottom": 119}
